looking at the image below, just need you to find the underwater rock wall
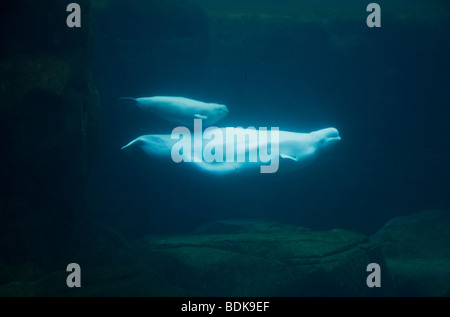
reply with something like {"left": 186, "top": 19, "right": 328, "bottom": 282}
{"left": 0, "top": 220, "right": 393, "bottom": 296}
{"left": 0, "top": 0, "right": 100, "bottom": 269}
{"left": 1, "top": 212, "right": 449, "bottom": 296}
{"left": 135, "top": 220, "right": 393, "bottom": 296}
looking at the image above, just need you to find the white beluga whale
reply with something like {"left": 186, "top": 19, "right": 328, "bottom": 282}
{"left": 121, "top": 123, "right": 341, "bottom": 174}
{"left": 120, "top": 96, "right": 229, "bottom": 127}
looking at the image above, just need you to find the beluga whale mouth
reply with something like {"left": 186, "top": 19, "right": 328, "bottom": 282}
{"left": 325, "top": 128, "right": 341, "bottom": 143}
{"left": 312, "top": 127, "right": 341, "bottom": 146}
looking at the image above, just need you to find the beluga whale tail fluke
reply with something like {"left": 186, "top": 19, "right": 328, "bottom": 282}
{"left": 121, "top": 137, "right": 139, "bottom": 150}
{"left": 119, "top": 96, "right": 229, "bottom": 127}
{"left": 121, "top": 134, "right": 175, "bottom": 157}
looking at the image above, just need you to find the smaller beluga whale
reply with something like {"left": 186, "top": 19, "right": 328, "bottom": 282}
{"left": 120, "top": 96, "right": 229, "bottom": 127}
{"left": 121, "top": 122, "right": 341, "bottom": 174}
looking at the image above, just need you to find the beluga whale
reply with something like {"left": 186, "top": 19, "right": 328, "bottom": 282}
{"left": 121, "top": 122, "right": 341, "bottom": 174}
{"left": 120, "top": 96, "right": 229, "bottom": 127}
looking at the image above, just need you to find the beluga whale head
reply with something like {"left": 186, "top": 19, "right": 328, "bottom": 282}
{"left": 203, "top": 102, "right": 229, "bottom": 125}
{"left": 310, "top": 127, "right": 341, "bottom": 152}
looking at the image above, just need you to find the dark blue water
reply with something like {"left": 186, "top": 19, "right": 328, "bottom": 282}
{"left": 88, "top": 0, "right": 450, "bottom": 239}
{"left": 1, "top": 0, "right": 449, "bottom": 298}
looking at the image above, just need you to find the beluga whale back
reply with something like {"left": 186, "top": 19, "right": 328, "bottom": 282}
{"left": 120, "top": 96, "right": 229, "bottom": 127}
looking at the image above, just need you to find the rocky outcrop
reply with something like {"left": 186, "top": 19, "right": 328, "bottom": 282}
{"left": 371, "top": 210, "right": 450, "bottom": 296}
{"left": 0, "top": 220, "right": 391, "bottom": 296}
{"left": 135, "top": 220, "right": 391, "bottom": 296}
{"left": 5, "top": 211, "right": 450, "bottom": 297}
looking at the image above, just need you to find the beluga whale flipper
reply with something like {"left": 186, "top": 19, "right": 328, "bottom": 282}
{"left": 122, "top": 125, "right": 341, "bottom": 174}
{"left": 120, "top": 96, "right": 229, "bottom": 127}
